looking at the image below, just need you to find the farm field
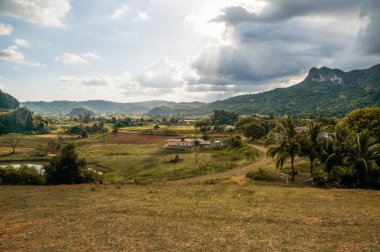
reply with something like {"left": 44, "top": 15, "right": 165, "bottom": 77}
{"left": 1, "top": 183, "right": 379, "bottom": 251}
{"left": 0, "top": 130, "right": 258, "bottom": 183}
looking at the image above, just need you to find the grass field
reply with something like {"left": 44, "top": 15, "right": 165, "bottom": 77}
{"left": 1, "top": 183, "right": 379, "bottom": 251}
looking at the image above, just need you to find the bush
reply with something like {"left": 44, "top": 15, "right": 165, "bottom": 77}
{"left": 44, "top": 143, "right": 100, "bottom": 184}
{"left": 246, "top": 168, "right": 280, "bottom": 182}
{"left": 0, "top": 165, "right": 45, "bottom": 185}
{"left": 33, "top": 144, "right": 48, "bottom": 157}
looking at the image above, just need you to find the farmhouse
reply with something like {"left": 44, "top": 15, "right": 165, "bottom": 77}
{"left": 163, "top": 138, "right": 211, "bottom": 148}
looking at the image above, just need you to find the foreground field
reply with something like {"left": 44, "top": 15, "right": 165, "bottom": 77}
{"left": 1, "top": 184, "right": 379, "bottom": 251}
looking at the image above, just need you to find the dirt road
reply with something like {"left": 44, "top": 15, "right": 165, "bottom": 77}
{"left": 166, "top": 144, "right": 273, "bottom": 185}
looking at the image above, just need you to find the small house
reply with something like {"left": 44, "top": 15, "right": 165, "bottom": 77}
{"left": 163, "top": 138, "right": 210, "bottom": 149}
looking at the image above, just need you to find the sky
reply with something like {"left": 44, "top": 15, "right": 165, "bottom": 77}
{"left": 0, "top": 0, "right": 379, "bottom": 103}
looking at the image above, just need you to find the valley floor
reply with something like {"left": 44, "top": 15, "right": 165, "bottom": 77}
{"left": 1, "top": 183, "right": 379, "bottom": 251}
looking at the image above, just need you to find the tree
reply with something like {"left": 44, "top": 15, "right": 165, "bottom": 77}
{"left": 243, "top": 122, "right": 266, "bottom": 141}
{"left": 266, "top": 115, "right": 302, "bottom": 180}
{"left": 3, "top": 133, "right": 23, "bottom": 154}
{"left": 112, "top": 126, "right": 119, "bottom": 137}
{"left": 300, "top": 122, "right": 322, "bottom": 176}
{"left": 44, "top": 143, "right": 88, "bottom": 184}
{"left": 210, "top": 109, "right": 238, "bottom": 126}
{"left": 342, "top": 131, "right": 380, "bottom": 187}
{"left": 337, "top": 107, "right": 380, "bottom": 142}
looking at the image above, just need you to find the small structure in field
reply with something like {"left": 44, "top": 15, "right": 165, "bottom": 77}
{"left": 295, "top": 126, "right": 307, "bottom": 133}
{"left": 163, "top": 138, "right": 210, "bottom": 149}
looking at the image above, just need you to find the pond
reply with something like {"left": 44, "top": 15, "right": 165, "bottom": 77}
{"left": 0, "top": 164, "right": 44, "bottom": 173}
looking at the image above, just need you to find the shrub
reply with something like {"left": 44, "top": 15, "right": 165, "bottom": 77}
{"left": 246, "top": 168, "right": 280, "bottom": 182}
{"left": 44, "top": 143, "right": 100, "bottom": 184}
{"left": 33, "top": 144, "right": 48, "bottom": 157}
{"left": 0, "top": 165, "right": 45, "bottom": 185}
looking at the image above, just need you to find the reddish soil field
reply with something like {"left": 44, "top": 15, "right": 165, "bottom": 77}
{"left": 109, "top": 133, "right": 168, "bottom": 144}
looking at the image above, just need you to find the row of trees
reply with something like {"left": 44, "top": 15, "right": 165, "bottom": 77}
{"left": 266, "top": 108, "right": 380, "bottom": 188}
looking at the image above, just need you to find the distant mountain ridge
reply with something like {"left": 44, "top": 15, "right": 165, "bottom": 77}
{"left": 21, "top": 100, "right": 176, "bottom": 115}
{"left": 20, "top": 63, "right": 380, "bottom": 117}
{"left": 189, "top": 63, "right": 380, "bottom": 117}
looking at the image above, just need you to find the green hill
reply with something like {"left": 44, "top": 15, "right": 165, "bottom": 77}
{"left": 0, "top": 90, "right": 19, "bottom": 111}
{"left": 195, "top": 63, "right": 380, "bottom": 117}
{"left": 68, "top": 108, "right": 96, "bottom": 117}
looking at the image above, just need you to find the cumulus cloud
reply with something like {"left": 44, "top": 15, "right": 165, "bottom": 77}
{"left": 55, "top": 53, "right": 86, "bottom": 64}
{"left": 137, "top": 58, "right": 196, "bottom": 88}
{"left": 0, "top": 44, "right": 43, "bottom": 67}
{"left": 14, "top": 39, "right": 31, "bottom": 47}
{"left": 0, "top": 0, "right": 71, "bottom": 27}
{"left": 135, "top": 11, "right": 150, "bottom": 22}
{"left": 55, "top": 51, "right": 101, "bottom": 64}
{"left": 111, "top": 4, "right": 129, "bottom": 19}
{"left": 0, "top": 45, "right": 25, "bottom": 63}
{"left": 82, "top": 51, "right": 101, "bottom": 59}
{"left": 0, "top": 22, "right": 13, "bottom": 35}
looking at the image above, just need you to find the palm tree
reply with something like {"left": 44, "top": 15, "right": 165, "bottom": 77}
{"left": 343, "top": 131, "right": 380, "bottom": 186}
{"left": 266, "top": 115, "right": 302, "bottom": 180}
{"left": 317, "top": 126, "right": 350, "bottom": 178}
{"left": 300, "top": 122, "right": 322, "bottom": 176}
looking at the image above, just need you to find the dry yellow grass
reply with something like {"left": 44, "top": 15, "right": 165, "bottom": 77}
{"left": 1, "top": 183, "right": 379, "bottom": 251}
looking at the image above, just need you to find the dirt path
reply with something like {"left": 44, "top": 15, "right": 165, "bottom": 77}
{"left": 166, "top": 144, "right": 273, "bottom": 185}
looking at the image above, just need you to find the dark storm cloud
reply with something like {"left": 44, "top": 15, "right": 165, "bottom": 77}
{"left": 213, "top": 0, "right": 361, "bottom": 24}
{"left": 357, "top": 1, "right": 380, "bottom": 55}
{"left": 191, "top": 0, "right": 380, "bottom": 88}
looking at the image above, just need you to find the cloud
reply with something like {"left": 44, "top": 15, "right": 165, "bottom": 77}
{"left": 135, "top": 11, "right": 150, "bottom": 22}
{"left": 137, "top": 58, "right": 196, "bottom": 88}
{"left": 0, "top": 0, "right": 71, "bottom": 27}
{"left": 0, "top": 45, "right": 25, "bottom": 63}
{"left": 55, "top": 53, "right": 86, "bottom": 64}
{"left": 55, "top": 51, "right": 100, "bottom": 64}
{"left": 189, "top": 0, "right": 380, "bottom": 92}
{"left": 111, "top": 4, "right": 129, "bottom": 19}
{"left": 14, "top": 39, "right": 31, "bottom": 47}
{"left": 356, "top": 1, "right": 380, "bottom": 55}
{"left": 0, "top": 44, "right": 43, "bottom": 67}
{"left": 0, "top": 22, "right": 13, "bottom": 35}
{"left": 82, "top": 51, "right": 101, "bottom": 59}
{"left": 213, "top": 1, "right": 361, "bottom": 24}
{"left": 60, "top": 71, "right": 138, "bottom": 89}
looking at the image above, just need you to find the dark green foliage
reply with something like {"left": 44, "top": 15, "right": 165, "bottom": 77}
{"left": 243, "top": 122, "right": 266, "bottom": 140}
{"left": 223, "top": 135, "right": 243, "bottom": 148}
{"left": 210, "top": 109, "right": 238, "bottom": 126}
{"left": 0, "top": 107, "right": 42, "bottom": 134}
{"left": 246, "top": 168, "right": 280, "bottom": 182}
{"left": 68, "top": 107, "right": 95, "bottom": 117}
{"left": 337, "top": 107, "right": 380, "bottom": 142}
{"left": 67, "top": 123, "right": 106, "bottom": 135}
{"left": 33, "top": 145, "right": 48, "bottom": 157}
{"left": 167, "top": 154, "right": 182, "bottom": 163}
{"left": 44, "top": 144, "right": 99, "bottom": 184}
{"left": 0, "top": 90, "right": 19, "bottom": 111}
{"left": 0, "top": 165, "right": 45, "bottom": 185}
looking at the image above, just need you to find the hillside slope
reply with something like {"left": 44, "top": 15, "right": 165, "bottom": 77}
{"left": 195, "top": 63, "right": 380, "bottom": 117}
{"left": 0, "top": 90, "right": 19, "bottom": 111}
{"left": 21, "top": 100, "right": 176, "bottom": 115}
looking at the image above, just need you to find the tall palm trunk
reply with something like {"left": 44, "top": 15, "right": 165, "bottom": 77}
{"left": 290, "top": 155, "right": 295, "bottom": 181}
{"left": 309, "top": 157, "right": 313, "bottom": 176}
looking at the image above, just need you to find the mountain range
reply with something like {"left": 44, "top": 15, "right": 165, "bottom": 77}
{"left": 19, "top": 63, "right": 380, "bottom": 117}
